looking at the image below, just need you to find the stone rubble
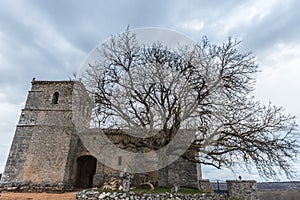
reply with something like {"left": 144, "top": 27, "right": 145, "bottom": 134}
{"left": 0, "top": 182, "right": 74, "bottom": 193}
{"left": 76, "top": 190, "right": 229, "bottom": 200}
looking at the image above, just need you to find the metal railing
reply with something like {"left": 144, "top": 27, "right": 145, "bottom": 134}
{"left": 210, "top": 179, "right": 229, "bottom": 195}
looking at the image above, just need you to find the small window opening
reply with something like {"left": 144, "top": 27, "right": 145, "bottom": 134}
{"left": 118, "top": 156, "right": 122, "bottom": 166}
{"left": 52, "top": 92, "right": 59, "bottom": 104}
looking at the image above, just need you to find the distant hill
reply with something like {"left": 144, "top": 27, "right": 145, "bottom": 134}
{"left": 210, "top": 181, "right": 300, "bottom": 191}
{"left": 209, "top": 181, "right": 300, "bottom": 200}
{"left": 257, "top": 181, "right": 300, "bottom": 191}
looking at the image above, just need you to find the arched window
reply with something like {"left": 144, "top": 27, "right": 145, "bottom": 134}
{"left": 52, "top": 92, "right": 59, "bottom": 104}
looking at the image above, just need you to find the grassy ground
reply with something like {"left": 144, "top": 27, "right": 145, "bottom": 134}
{"left": 98, "top": 186, "right": 203, "bottom": 194}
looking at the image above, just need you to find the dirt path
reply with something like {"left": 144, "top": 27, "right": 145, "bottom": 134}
{"left": 0, "top": 192, "right": 77, "bottom": 200}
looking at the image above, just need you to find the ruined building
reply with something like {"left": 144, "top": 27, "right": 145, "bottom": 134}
{"left": 1, "top": 79, "right": 201, "bottom": 189}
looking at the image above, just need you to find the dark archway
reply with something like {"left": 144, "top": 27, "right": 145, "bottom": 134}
{"left": 75, "top": 155, "right": 97, "bottom": 188}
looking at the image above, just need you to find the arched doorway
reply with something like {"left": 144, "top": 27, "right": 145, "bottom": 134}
{"left": 75, "top": 155, "right": 97, "bottom": 188}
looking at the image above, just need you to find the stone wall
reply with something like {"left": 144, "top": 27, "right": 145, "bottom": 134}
{"left": 0, "top": 182, "right": 73, "bottom": 193}
{"left": 28, "top": 80, "right": 74, "bottom": 111}
{"left": 86, "top": 129, "right": 201, "bottom": 189}
{"left": 76, "top": 190, "right": 229, "bottom": 200}
{"left": 167, "top": 157, "right": 200, "bottom": 188}
{"left": 75, "top": 180, "right": 260, "bottom": 200}
{"left": 227, "top": 180, "right": 259, "bottom": 200}
{"left": 1, "top": 126, "right": 34, "bottom": 182}
{"left": 198, "top": 179, "right": 214, "bottom": 193}
{"left": 21, "top": 126, "right": 76, "bottom": 183}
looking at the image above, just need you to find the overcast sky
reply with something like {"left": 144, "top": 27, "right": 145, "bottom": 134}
{"left": 0, "top": 0, "right": 300, "bottom": 181}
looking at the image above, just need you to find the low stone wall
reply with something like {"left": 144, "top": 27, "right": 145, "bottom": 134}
{"left": 227, "top": 180, "right": 259, "bottom": 200}
{"left": 76, "top": 190, "right": 229, "bottom": 200}
{"left": 198, "top": 179, "right": 214, "bottom": 193}
{"left": 0, "top": 180, "right": 259, "bottom": 200}
{"left": 0, "top": 182, "right": 74, "bottom": 193}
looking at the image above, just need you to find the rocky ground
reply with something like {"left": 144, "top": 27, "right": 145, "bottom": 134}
{"left": 0, "top": 192, "right": 77, "bottom": 200}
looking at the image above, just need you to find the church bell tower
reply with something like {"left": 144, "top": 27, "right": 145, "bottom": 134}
{"left": 2, "top": 78, "right": 90, "bottom": 186}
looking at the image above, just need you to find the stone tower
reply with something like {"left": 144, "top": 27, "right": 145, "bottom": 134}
{"left": 1, "top": 79, "right": 89, "bottom": 186}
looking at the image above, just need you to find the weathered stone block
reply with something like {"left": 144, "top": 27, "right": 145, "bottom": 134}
{"left": 227, "top": 180, "right": 259, "bottom": 200}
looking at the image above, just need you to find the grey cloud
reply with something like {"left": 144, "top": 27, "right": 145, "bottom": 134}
{"left": 240, "top": 1, "right": 300, "bottom": 55}
{"left": 167, "top": 0, "right": 300, "bottom": 55}
{"left": 30, "top": 0, "right": 173, "bottom": 52}
{"left": 0, "top": 1, "right": 87, "bottom": 99}
{"left": 0, "top": 0, "right": 299, "bottom": 178}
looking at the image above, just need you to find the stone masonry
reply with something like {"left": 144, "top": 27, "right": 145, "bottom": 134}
{"left": 227, "top": 180, "right": 260, "bottom": 200}
{"left": 1, "top": 80, "right": 82, "bottom": 184}
{"left": 1, "top": 79, "right": 201, "bottom": 191}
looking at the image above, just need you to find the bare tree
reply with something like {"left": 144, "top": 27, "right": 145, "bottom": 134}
{"left": 82, "top": 29, "right": 298, "bottom": 179}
